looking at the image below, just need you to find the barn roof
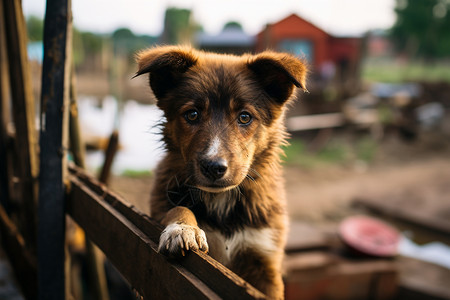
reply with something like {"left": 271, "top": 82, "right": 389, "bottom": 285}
{"left": 267, "top": 13, "right": 330, "bottom": 37}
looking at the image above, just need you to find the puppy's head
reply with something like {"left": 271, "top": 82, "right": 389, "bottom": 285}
{"left": 135, "top": 46, "right": 307, "bottom": 193}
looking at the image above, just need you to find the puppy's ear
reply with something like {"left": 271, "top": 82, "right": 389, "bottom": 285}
{"left": 134, "top": 46, "right": 198, "bottom": 99}
{"left": 247, "top": 52, "right": 308, "bottom": 104}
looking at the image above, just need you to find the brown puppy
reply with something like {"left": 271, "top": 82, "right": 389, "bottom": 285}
{"left": 135, "top": 46, "right": 307, "bottom": 299}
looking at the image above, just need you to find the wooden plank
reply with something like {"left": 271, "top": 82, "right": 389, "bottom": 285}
{"left": 283, "top": 252, "right": 335, "bottom": 273}
{"left": 286, "top": 110, "right": 379, "bottom": 132}
{"left": 1, "top": 0, "right": 39, "bottom": 249}
{"left": 0, "top": 204, "right": 37, "bottom": 300}
{"left": 285, "top": 222, "right": 331, "bottom": 253}
{"left": 286, "top": 113, "right": 345, "bottom": 132}
{"left": 397, "top": 256, "right": 450, "bottom": 300}
{"left": 68, "top": 165, "right": 266, "bottom": 300}
{"left": 68, "top": 176, "right": 220, "bottom": 300}
{"left": 354, "top": 198, "right": 450, "bottom": 236}
{"left": 284, "top": 251, "right": 397, "bottom": 300}
{"left": 37, "top": 0, "right": 72, "bottom": 299}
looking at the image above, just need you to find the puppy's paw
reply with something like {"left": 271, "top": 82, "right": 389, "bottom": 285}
{"left": 158, "top": 223, "right": 208, "bottom": 257}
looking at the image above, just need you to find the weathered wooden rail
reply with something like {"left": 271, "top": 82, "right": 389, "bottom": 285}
{"left": 68, "top": 165, "right": 265, "bottom": 300}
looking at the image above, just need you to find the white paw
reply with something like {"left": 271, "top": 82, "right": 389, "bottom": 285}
{"left": 158, "top": 223, "right": 209, "bottom": 256}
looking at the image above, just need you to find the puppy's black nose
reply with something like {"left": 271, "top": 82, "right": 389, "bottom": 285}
{"left": 200, "top": 159, "right": 228, "bottom": 180}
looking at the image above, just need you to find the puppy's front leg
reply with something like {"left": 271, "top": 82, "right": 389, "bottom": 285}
{"left": 158, "top": 206, "right": 209, "bottom": 257}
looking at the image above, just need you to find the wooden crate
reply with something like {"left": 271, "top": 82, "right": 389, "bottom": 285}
{"left": 284, "top": 222, "right": 398, "bottom": 300}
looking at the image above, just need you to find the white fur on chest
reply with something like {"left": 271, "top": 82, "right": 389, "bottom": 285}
{"left": 201, "top": 190, "right": 279, "bottom": 266}
{"left": 204, "top": 226, "right": 278, "bottom": 267}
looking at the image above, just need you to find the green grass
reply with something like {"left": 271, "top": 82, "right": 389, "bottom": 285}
{"left": 362, "top": 59, "right": 450, "bottom": 83}
{"left": 282, "top": 137, "right": 378, "bottom": 168}
{"left": 121, "top": 169, "right": 153, "bottom": 177}
{"left": 354, "top": 137, "right": 378, "bottom": 162}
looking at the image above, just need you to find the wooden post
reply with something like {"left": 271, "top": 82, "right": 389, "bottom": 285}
{"left": 69, "top": 67, "right": 111, "bottom": 300}
{"left": 69, "top": 69, "right": 86, "bottom": 169}
{"left": 98, "top": 130, "right": 119, "bottom": 184}
{"left": 0, "top": 0, "right": 11, "bottom": 209}
{"left": 38, "top": 0, "right": 72, "bottom": 299}
{"left": 84, "top": 130, "right": 119, "bottom": 300}
{"left": 1, "top": 0, "right": 39, "bottom": 250}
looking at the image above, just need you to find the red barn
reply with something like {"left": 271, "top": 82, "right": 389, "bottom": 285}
{"left": 255, "top": 14, "right": 361, "bottom": 80}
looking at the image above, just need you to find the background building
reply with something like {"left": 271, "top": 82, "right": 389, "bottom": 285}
{"left": 255, "top": 14, "right": 361, "bottom": 82}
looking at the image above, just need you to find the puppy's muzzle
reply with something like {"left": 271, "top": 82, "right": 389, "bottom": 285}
{"left": 199, "top": 158, "right": 228, "bottom": 181}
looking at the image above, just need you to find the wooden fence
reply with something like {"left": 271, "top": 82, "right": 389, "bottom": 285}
{"left": 0, "top": 0, "right": 265, "bottom": 299}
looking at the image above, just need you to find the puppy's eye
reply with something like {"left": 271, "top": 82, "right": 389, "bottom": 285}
{"left": 184, "top": 110, "right": 200, "bottom": 123}
{"left": 238, "top": 112, "right": 252, "bottom": 125}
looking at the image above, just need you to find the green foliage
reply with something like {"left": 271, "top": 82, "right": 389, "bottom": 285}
{"left": 121, "top": 169, "right": 153, "bottom": 177}
{"left": 223, "top": 21, "right": 243, "bottom": 31}
{"left": 111, "top": 27, "right": 157, "bottom": 62}
{"left": 81, "top": 31, "right": 104, "bottom": 53}
{"left": 363, "top": 59, "right": 450, "bottom": 83}
{"left": 390, "top": 0, "right": 450, "bottom": 59}
{"left": 318, "top": 141, "right": 350, "bottom": 163}
{"left": 355, "top": 138, "right": 377, "bottom": 162}
{"left": 113, "top": 28, "right": 135, "bottom": 40}
{"left": 72, "top": 27, "right": 108, "bottom": 66}
{"left": 282, "top": 139, "right": 309, "bottom": 165}
{"left": 26, "top": 15, "right": 44, "bottom": 41}
{"left": 25, "top": 15, "right": 157, "bottom": 67}
{"left": 282, "top": 139, "right": 350, "bottom": 168}
{"left": 72, "top": 27, "right": 84, "bottom": 65}
{"left": 112, "top": 27, "right": 137, "bottom": 55}
{"left": 283, "top": 137, "right": 378, "bottom": 168}
{"left": 162, "top": 8, "right": 191, "bottom": 44}
{"left": 161, "top": 7, "right": 202, "bottom": 44}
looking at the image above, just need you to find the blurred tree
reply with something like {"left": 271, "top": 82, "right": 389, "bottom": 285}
{"left": 26, "top": 15, "right": 44, "bottom": 41}
{"left": 161, "top": 8, "right": 190, "bottom": 44}
{"left": 112, "top": 27, "right": 136, "bottom": 55}
{"left": 25, "top": 16, "right": 156, "bottom": 69}
{"left": 72, "top": 27, "right": 84, "bottom": 65}
{"left": 73, "top": 28, "right": 106, "bottom": 66}
{"left": 112, "top": 28, "right": 135, "bottom": 41}
{"left": 223, "top": 21, "right": 243, "bottom": 31}
{"left": 112, "top": 27, "right": 157, "bottom": 60}
{"left": 81, "top": 31, "right": 104, "bottom": 54}
{"left": 391, "top": 0, "right": 450, "bottom": 59}
{"left": 161, "top": 7, "right": 201, "bottom": 44}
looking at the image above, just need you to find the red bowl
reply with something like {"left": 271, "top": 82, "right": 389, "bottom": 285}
{"left": 339, "top": 215, "right": 400, "bottom": 257}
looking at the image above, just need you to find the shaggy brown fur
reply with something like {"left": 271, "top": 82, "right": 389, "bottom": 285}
{"left": 135, "top": 46, "right": 307, "bottom": 299}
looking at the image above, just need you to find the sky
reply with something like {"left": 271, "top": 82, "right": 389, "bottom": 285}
{"left": 22, "top": 0, "right": 396, "bottom": 37}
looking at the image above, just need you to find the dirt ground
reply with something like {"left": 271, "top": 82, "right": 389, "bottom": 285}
{"left": 285, "top": 136, "right": 450, "bottom": 223}
{"left": 109, "top": 130, "right": 450, "bottom": 231}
